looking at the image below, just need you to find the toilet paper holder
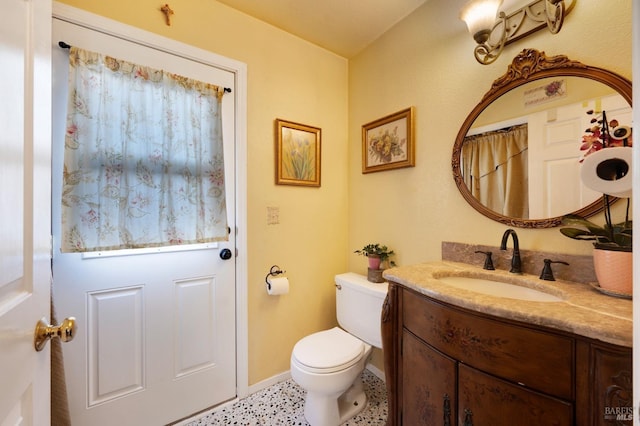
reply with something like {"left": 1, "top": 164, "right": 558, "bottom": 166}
{"left": 265, "top": 265, "right": 286, "bottom": 291}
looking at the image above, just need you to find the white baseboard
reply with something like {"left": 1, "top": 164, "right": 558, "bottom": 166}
{"left": 366, "top": 363, "right": 385, "bottom": 382}
{"left": 247, "top": 370, "right": 292, "bottom": 395}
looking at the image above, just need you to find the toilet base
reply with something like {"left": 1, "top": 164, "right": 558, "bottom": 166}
{"left": 337, "top": 379, "right": 367, "bottom": 423}
{"left": 304, "top": 378, "right": 367, "bottom": 426}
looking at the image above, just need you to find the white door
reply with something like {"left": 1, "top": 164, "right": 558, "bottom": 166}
{"left": 51, "top": 17, "right": 237, "bottom": 426}
{"left": 0, "top": 0, "right": 52, "bottom": 425}
{"left": 528, "top": 94, "right": 631, "bottom": 218}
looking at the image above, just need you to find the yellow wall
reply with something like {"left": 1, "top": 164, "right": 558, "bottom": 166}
{"left": 347, "top": 0, "right": 632, "bottom": 275}
{"left": 471, "top": 77, "right": 617, "bottom": 129}
{"left": 58, "top": 0, "right": 632, "bottom": 387}
{"left": 57, "top": 0, "right": 349, "bottom": 385}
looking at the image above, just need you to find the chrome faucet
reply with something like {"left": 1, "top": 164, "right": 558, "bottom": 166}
{"left": 500, "top": 229, "right": 522, "bottom": 274}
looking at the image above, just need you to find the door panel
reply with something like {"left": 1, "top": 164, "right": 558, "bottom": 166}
{"left": 51, "top": 16, "right": 237, "bottom": 426}
{"left": 0, "top": 0, "right": 51, "bottom": 424}
{"left": 528, "top": 94, "right": 631, "bottom": 218}
{"left": 87, "top": 286, "right": 144, "bottom": 405}
{"left": 174, "top": 276, "right": 219, "bottom": 377}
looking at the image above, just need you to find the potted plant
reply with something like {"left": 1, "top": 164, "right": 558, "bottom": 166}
{"left": 561, "top": 210, "right": 632, "bottom": 296}
{"left": 560, "top": 109, "right": 633, "bottom": 295}
{"left": 354, "top": 243, "right": 396, "bottom": 269}
{"left": 354, "top": 243, "right": 396, "bottom": 282}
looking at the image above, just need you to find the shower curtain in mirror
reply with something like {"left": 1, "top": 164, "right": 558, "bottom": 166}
{"left": 462, "top": 124, "right": 529, "bottom": 218}
{"left": 61, "top": 47, "right": 228, "bottom": 252}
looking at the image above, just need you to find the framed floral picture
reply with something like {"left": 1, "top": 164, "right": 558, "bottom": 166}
{"left": 275, "top": 119, "right": 321, "bottom": 187}
{"left": 361, "top": 107, "right": 415, "bottom": 173}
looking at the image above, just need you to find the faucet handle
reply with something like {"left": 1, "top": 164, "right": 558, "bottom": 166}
{"left": 475, "top": 250, "right": 495, "bottom": 270}
{"left": 539, "top": 259, "right": 569, "bottom": 281}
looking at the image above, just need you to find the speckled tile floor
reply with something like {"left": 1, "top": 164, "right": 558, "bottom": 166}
{"left": 185, "top": 369, "right": 387, "bottom": 425}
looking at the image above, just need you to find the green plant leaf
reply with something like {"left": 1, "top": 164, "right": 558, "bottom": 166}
{"left": 559, "top": 228, "right": 598, "bottom": 240}
{"left": 560, "top": 214, "right": 632, "bottom": 249}
{"left": 354, "top": 243, "right": 395, "bottom": 261}
{"left": 562, "top": 214, "right": 614, "bottom": 238}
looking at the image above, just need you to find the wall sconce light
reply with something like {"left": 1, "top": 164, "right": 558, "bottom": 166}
{"left": 460, "top": 0, "right": 572, "bottom": 65}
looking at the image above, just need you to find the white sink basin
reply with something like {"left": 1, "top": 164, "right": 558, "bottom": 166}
{"left": 437, "top": 276, "right": 563, "bottom": 302}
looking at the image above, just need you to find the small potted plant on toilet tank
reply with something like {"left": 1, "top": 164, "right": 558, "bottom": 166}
{"left": 354, "top": 243, "right": 396, "bottom": 282}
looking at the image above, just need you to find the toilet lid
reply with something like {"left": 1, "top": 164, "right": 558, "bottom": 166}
{"left": 292, "top": 327, "right": 364, "bottom": 372}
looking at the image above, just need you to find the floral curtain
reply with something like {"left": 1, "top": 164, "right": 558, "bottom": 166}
{"left": 462, "top": 124, "right": 529, "bottom": 218}
{"left": 61, "top": 47, "right": 228, "bottom": 252}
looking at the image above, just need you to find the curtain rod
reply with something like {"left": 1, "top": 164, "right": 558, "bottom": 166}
{"left": 58, "top": 41, "right": 232, "bottom": 94}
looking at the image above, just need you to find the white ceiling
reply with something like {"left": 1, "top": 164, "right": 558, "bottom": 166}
{"left": 215, "top": 0, "right": 429, "bottom": 58}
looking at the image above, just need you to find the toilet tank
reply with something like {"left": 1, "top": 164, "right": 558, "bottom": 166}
{"left": 335, "top": 272, "right": 388, "bottom": 348}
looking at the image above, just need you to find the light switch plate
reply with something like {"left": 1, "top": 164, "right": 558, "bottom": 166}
{"left": 267, "top": 206, "right": 279, "bottom": 225}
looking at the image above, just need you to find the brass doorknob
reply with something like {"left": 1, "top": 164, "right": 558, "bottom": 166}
{"left": 34, "top": 317, "right": 77, "bottom": 352}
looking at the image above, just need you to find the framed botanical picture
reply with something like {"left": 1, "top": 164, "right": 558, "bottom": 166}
{"left": 361, "top": 107, "right": 415, "bottom": 173}
{"left": 275, "top": 119, "right": 321, "bottom": 187}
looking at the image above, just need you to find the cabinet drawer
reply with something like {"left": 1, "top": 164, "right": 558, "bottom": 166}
{"left": 458, "top": 364, "right": 573, "bottom": 425}
{"left": 403, "top": 289, "right": 574, "bottom": 400}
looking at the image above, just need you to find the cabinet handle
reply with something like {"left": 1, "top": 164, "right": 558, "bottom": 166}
{"left": 443, "top": 394, "right": 451, "bottom": 426}
{"left": 463, "top": 408, "right": 473, "bottom": 426}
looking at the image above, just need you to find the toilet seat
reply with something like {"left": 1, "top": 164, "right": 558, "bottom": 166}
{"left": 292, "top": 327, "right": 365, "bottom": 374}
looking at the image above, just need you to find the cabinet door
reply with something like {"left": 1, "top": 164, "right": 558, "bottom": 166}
{"left": 458, "top": 364, "right": 573, "bottom": 426}
{"left": 402, "top": 330, "right": 456, "bottom": 425}
{"left": 591, "top": 343, "right": 633, "bottom": 425}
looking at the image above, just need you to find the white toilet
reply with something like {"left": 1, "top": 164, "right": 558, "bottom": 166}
{"left": 290, "top": 272, "right": 388, "bottom": 426}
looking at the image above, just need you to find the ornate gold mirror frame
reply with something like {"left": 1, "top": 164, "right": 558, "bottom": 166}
{"left": 452, "top": 49, "right": 632, "bottom": 228}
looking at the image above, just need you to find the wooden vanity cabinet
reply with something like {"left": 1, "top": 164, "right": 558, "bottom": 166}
{"left": 382, "top": 282, "right": 632, "bottom": 426}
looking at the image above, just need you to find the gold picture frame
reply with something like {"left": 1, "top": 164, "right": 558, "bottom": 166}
{"left": 275, "top": 119, "right": 321, "bottom": 187}
{"left": 361, "top": 107, "right": 415, "bottom": 173}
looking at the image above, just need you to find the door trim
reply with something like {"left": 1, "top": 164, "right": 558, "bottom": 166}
{"left": 51, "top": 1, "right": 249, "bottom": 400}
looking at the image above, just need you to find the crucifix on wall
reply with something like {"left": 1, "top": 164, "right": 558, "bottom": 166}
{"left": 160, "top": 4, "right": 174, "bottom": 26}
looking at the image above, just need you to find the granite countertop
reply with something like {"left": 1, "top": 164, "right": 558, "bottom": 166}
{"left": 383, "top": 261, "right": 632, "bottom": 347}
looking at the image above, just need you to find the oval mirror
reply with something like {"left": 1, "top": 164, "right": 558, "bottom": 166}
{"left": 452, "top": 49, "right": 632, "bottom": 228}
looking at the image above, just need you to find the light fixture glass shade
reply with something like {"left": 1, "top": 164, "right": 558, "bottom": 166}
{"left": 460, "top": 0, "right": 503, "bottom": 43}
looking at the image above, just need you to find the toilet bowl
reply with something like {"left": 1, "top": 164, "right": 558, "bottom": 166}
{"left": 290, "top": 273, "right": 387, "bottom": 426}
{"left": 291, "top": 327, "right": 373, "bottom": 426}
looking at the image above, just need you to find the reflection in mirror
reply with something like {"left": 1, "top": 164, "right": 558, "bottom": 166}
{"left": 452, "top": 49, "right": 632, "bottom": 228}
{"left": 463, "top": 78, "right": 631, "bottom": 219}
{"left": 462, "top": 122, "right": 529, "bottom": 218}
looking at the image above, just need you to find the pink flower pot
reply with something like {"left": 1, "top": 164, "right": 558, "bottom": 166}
{"left": 368, "top": 255, "right": 381, "bottom": 270}
{"left": 593, "top": 248, "right": 632, "bottom": 295}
